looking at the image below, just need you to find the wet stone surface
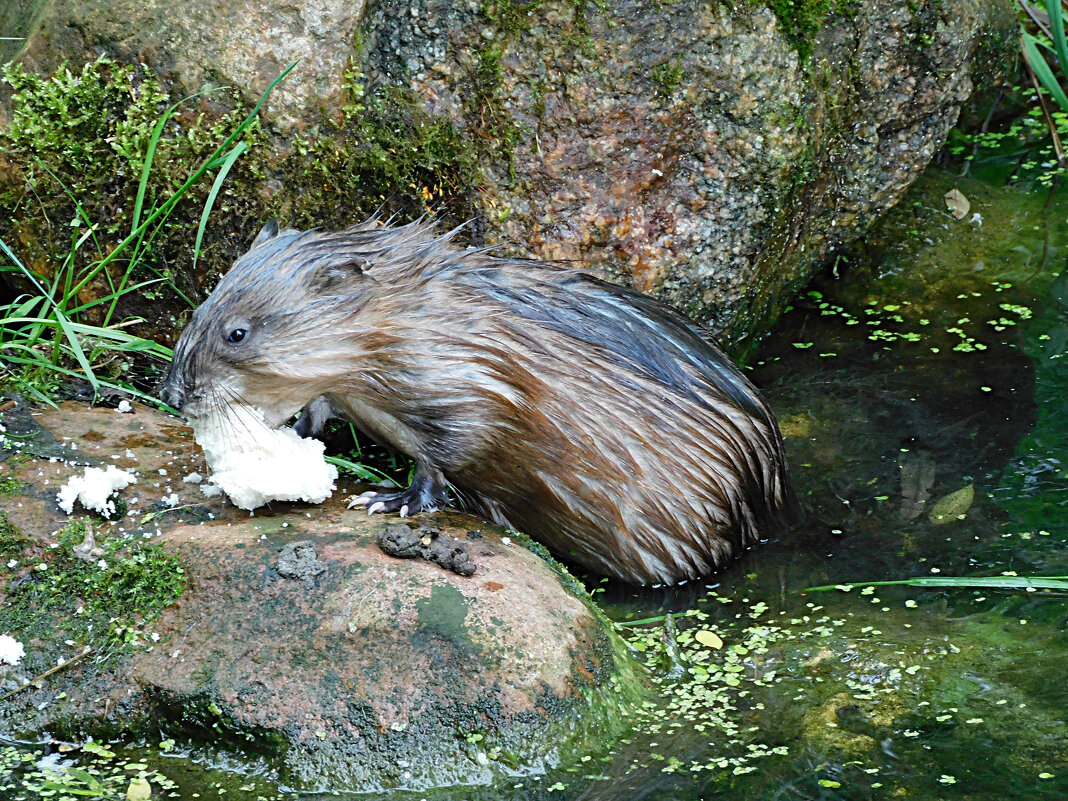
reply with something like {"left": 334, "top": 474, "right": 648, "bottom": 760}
{"left": 0, "top": 400, "right": 643, "bottom": 792}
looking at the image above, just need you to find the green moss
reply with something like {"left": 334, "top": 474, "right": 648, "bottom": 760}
{"left": 2, "top": 58, "right": 166, "bottom": 195}
{"left": 280, "top": 79, "right": 482, "bottom": 227}
{"left": 0, "top": 475, "right": 20, "bottom": 494}
{"left": 569, "top": 0, "right": 612, "bottom": 43}
{"left": 0, "top": 56, "right": 254, "bottom": 238}
{"left": 651, "top": 56, "right": 686, "bottom": 97}
{"left": 0, "top": 510, "right": 29, "bottom": 563}
{"left": 761, "top": 0, "right": 834, "bottom": 61}
{"left": 479, "top": 0, "right": 548, "bottom": 36}
{"left": 480, "top": 0, "right": 610, "bottom": 58}
{"left": 463, "top": 48, "right": 523, "bottom": 182}
{"left": 0, "top": 518, "right": 186, "bottom": 647}
{"left": 1, "top": 364, "right": 63, "bottom": 400}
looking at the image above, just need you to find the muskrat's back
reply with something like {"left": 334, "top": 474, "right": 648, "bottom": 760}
{"left": 162, "top": 219, "right": 797, "bottom": 585}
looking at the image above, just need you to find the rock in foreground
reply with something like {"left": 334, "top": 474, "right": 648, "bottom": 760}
{"left": 0, "top": 399, "right": 643, "bottom": 792}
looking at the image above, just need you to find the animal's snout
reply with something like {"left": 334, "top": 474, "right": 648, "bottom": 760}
{"left": 159, "top": 381, "right": 184, "bottom": 411}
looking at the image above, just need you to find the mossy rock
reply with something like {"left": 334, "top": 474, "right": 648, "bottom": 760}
{"left": 1, "top": 0, "right": 1017, "bottom": 354}
{"left": 0, "top": 401, "right": 646, "bottom": 792}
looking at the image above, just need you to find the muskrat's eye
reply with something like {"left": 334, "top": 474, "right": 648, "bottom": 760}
{"left": 227, "top": 328, "right": 249, "bottom": 344}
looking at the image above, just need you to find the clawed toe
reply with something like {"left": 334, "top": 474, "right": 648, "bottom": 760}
{"left": 345, "top": 463, "right": 448, "bottom": 519}
{"left": 347, "top": 491, "right": 378, "bottom": 509}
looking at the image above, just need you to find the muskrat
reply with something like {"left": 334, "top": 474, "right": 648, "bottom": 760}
{"left": 161, "top": 218, "right": 797, "bottom": 585}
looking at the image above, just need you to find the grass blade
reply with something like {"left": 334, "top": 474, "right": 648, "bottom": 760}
{"left": 1024, "top": 32, "right": 1068, "bottom": 112}
{"left": 325, "top": 455, "right": 401, "bottom": 486}
{"left": 131, "top": 88, "right": 228, "bottom": 237}
{"left": 193, "top": 141, "right": 247, "bottom": 273}
{"left": 52, "top": 309, "right": 98, "bottom": 391}
{"left": 0, "top": 235, "right": 49, "bottom": 299}
{"left": 67, "top": 321, "right": 173, "bottom": 359}
{"left": 67, "top": 278, "right": 166, "bottom": 317}
{"left": 1047, "top": 0, "right": 1068, "bottom": 88}
{"left": 1, "top": 348, "right": 167, "bottom": 407}
{"left": 803, "top": 575, "right": 1068, "bottom": 592}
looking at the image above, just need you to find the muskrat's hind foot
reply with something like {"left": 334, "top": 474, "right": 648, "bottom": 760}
{"left": 348, "top": 463, "right": 448, "bottom": 518}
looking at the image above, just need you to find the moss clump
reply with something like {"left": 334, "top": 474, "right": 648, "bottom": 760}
{"left": 0, "top": 56, "right": 258, "bottom": 251}
{"left": 0, "top": 518, "right": 186, "bottom": 647}
{"left": 0, "top": 475, "right": 21, "bottom": 494}
{"left": 0, "top": 510, "right": 29, "bottom": 563}
{"left": 283, "top": 77, "right": 482, "bottom": 228}
{"left": 479, "top": 0, "right": 548, "bottom": 36}
{"left": 0, "top": 364, "right": 63, "bottom": 400}
{"left": 479, "top": 0, "right": 610, "bottom": 60}
{"left": 463, "top": 49, "right": 523, "bottom": 182}
{"left": 651, "top": 56, "right": 686, "bottom": 97}
{"left": 2, "top": 58, "right": 169, "bottom": 201}
{"left": 762, "top": 0, "right": 834, "bottom": 61}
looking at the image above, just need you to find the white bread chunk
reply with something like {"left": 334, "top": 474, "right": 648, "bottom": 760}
{"left": 57, "top": 465, "right": 137, "bottom": 518}
{"left": 191, "top": 404, "right": 337, "bottom": 511}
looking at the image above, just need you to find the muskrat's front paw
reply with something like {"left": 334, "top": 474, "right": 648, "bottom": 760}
{"left": 347, "top": 464, "right": 449, "bottom": 518}
{"left": 348, "top": 490, "right": 419, "bottom": 517}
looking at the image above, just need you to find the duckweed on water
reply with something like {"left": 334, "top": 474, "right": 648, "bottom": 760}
{"left": 0, "top": 741, "right": 285, "bottom": 801}
{"left": 612, "top": 586, "right": 1068, "bottom": 797}
{"left": 789, "top": 283, "right": 1032, "bottom": 355}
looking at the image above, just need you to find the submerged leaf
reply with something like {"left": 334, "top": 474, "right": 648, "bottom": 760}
{"left": 928, "top": 483, "right": 974, "bottom": 524}
{"left": 944, "top": 188, "right": 970, "bottom": 220}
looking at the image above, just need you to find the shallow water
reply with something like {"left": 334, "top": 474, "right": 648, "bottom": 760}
{"left": 5, "top": 165, "right": 1067, "bottom": 800}
{"left": 586, "top": 166, "right": 1068, "bottom": 801}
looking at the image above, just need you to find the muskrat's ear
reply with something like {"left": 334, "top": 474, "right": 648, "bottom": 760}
{"left": 312, "top": 257, "right": 371, "bottom": 291}
{"left": 252, "top": 220, "right": 280, "bottom": 248}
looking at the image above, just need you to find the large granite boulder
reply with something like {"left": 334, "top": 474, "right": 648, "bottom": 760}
{"left": 0, "top": 0, "right": 1016, "bottom": 347}
{"left": 0, "top": 400, "right": 642, "bottom": 791}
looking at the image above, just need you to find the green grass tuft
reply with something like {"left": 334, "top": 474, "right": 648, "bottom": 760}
{"left": 0, "top": 58, "right": 293, "bottom": 404}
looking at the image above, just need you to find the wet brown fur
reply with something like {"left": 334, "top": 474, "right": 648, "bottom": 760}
{"left": 163, "top": 219, "right": 798, "bottom": 585}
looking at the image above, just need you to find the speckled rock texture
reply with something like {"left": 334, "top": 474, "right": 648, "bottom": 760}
{"left": 4, "top": 0, "right": 1016, "bottom": 346}
{"left": 0, "top": 401, "right": 641, "bottom": 792}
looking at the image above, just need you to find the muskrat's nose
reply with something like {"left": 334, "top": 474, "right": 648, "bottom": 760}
{"left": 159, "top": 384, "right": 183, "bottom": 411}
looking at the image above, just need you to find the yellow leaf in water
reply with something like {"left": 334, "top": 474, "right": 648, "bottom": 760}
{"left": 928, "top": 483, "right": 974, "bottom": 524}
{"left": 126, "top": 777, "right": 152, "bottom": 801}
{"left": 694, "top": 629, "right": 723, "bottom": 649}
{"left": 944, "top": 188, "right": 970, "bottom": 220}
